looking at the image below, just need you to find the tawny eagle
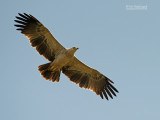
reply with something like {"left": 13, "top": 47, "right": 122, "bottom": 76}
{"left": 14, "top": 13, "right": 118, "bottom": 100}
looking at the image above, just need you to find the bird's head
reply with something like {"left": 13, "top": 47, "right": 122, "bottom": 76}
{"left": 73, "top": 47, "right": 79, "bottom": 51}
{"left": 71, "top": 47, "right": 79, "bottom": 53}
{"left": 67, "top": 47, "right": 79, "bottom": 56}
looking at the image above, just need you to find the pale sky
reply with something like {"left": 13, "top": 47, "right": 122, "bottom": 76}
{"left": 0, "top": 0, "right": 160, "bottom": 120}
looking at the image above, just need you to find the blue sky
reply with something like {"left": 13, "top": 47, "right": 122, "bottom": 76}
{"left": 0, "top": 0, "right": 160, "bottom": 120}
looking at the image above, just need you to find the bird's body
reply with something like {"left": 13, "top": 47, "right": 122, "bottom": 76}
{"left": 15, "top": 13, "right": 119, "bottom": 100}
{"left": 49, "top": 47, "right": 78, "bottom": 71}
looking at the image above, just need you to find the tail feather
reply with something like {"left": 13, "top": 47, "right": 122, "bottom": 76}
{"left": 38, "top": 63, "right": 50, "bottom": 71}
{"left": 51, "top": 71, "right": 61, "bottom": 82}
{"left": 38, "top": 63, "right": 61, "bottom": 82}
{"left": 41, "top": 70, "right": 52, "bottom": 80}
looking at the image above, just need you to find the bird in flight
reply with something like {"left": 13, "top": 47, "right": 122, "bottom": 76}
{"left": 14, "top": 13, "right": 118, "bottom": 100}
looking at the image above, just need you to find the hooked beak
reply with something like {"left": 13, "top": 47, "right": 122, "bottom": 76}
{"left": 76, "top": 47, "right": 79, "bottom": 50}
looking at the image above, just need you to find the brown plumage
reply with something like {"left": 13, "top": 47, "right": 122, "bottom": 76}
{"left": 15, "top": 13, "right": 119, "bottom": 100}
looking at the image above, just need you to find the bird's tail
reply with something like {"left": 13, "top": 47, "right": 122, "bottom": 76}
{"left": 38, "top": 63, "right": 61, "bottom": 82}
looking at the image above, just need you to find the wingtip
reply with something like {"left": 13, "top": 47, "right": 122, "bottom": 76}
{"left": 16, "top": 28, "right": 23, "bottom": 31}
{"left": 99, "top": 92, "right": 104, "bottom": 99}
{"left": 108, "top": 79, "right": 114, "bottom": 84}
{"left": 24, "top": 13, "right": 31, "bottom": 18}
{"left": 18, "top": 13, "right": 27, "bottom": 16}
{"left": 18, "top": 13, "right": 22, "bottom": 16}
{"left": 114, "top": 88, "right": 119, "bottom": 93}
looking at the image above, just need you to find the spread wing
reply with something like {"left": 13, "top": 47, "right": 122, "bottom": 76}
{"left": 14, "top": 13, "right": 65, "bottom": 61}
{"left": 62, "top": 57, "right": 119, "bottom": 100}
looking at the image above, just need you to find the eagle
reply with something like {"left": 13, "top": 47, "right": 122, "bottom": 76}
{"left": 14, "top": 13, "right": 118, "bottom": 100}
